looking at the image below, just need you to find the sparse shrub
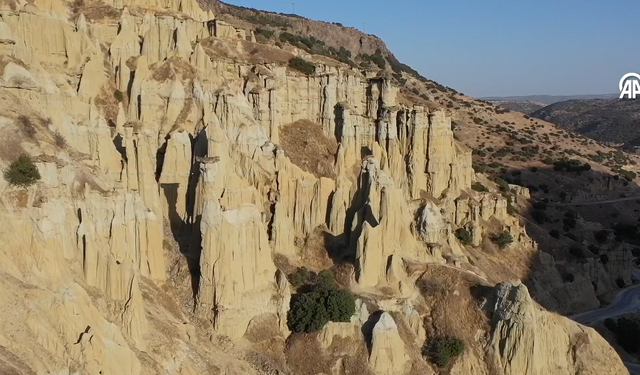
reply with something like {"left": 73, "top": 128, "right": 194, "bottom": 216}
{"left": 455, "top": 228, "right": 473, "bottom": 245}
{"left": 594, "top": 230, "right": 609, "bottom": 243}
{"left": 531, "top": 210, "right": 548, "bottom": 224}
{"left": 4, "top": 154, "right": 41, "bottom": 187}
{"left": 359, "top": 51, "right": 386, "bottom": 69}
{"left": 562, "top": 273, "right": 575, "bottom": 282}
{"left": 54, "top": 132, "right": 66, "bottom": 148}
{"left": 532, "top": 201, "right": 547, "bottom": 210}
{"left": 471, "top": 182, "right": 489, "bottom": 192}
{"left": 288, "top": 57, "right": 316, "bottom": 75}
{"left": 17, "top": 115, "right": 36, "bottom": 139}
{"left": 569, "top": 245, "right": 586, "bottom": 258}
{"left": 601, "top": 254, "right": 609, "bottom": 264}
{"left": 530, "top": 166, "right": 538, "bottom": 173}
{"left": 493, "top": 177, "right": 510, "bottom": 193}
{"left": 472, "top": 162, "right": 486, "bottom": 173}
{"left": 423, "top": 336, "right": 465, "bottom": 367}
{"left": 620, "top": 169, "right": 637, "bottom": 181}
{"left": 549, "top": 229, "right": 560, "bottom": 239}
{"left": 490, "top": 231, "right": 514, "bottom": 248}
{"left": 113, "top": 90, "right": 124, "bottom": 102}
{"left": 562, "top": 216, "right": 577, "bottom": 230}
{"left": 616, "top": 278, "right": 626, "bottom": 288}
{"left": 289, "top": 267, "right": 310, "bottom": 287}
{"left": 255, "top": 28, "right": 274, "bottom": 39}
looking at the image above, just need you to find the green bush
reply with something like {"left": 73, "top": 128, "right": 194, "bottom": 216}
{"left": 287, "top": 286, "right": 356, "bottom": 333}
{"left": 569, "top": 245, "right": 586, "bottom": 258}
{"left": 114, "top": 90, "right": 124, "bottom": 102}
{"left": 493, "top": 177, "right": 510, "bottom": 193}
{"left": 471, "top": 182, "right": 489, "bottom": 192}
{"left": 289, "top": 267, "right": 311, "bottom": 287}
{"left": 562, "top": 216, "right": 577, "bottom": 230}
{"left": 531, "top": 210, "right": 548, "bottom": 224}
{"left": 255, "top": 28, "right": 274, "bottom": 39}
{"left": 490, "top": 231, "right": 514, "bottom": 248}
{"left": 17, "top": 115, "right": 36, "bottom": 139}
{"left": 288, "top": 57, "right": 316, "bottom": 75}
{"left": 455, "top": 228, "right": 473, "bottom": 245}
{"left": 423, "top": 336, "right": 465, "bottom": 367}
{"left": 358, "top": 51, "right": 386, "bottom": 69}
{"left": 4, "top": 154, "right": 41, "bottom": 187}
{"left": 594, "top": 230, "right": 609, "bottom": 243}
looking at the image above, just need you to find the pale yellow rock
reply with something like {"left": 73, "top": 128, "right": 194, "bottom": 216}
{"left": 368, "top": 312, "right": 409, "bottom": 375}
{"left": 159, "top": 129, "right": 192, "bottom": 225}
{"left": 485, "top": 282, "right": 628, "bottom": 375}
{"left": 195, "top": 159, "right": 282, "bottom": 339}
{"left": 0, "top": 5, "right": 627, "bottom": 374}
{"left": 0, "top": 20, "right": 14, "bottom": 44}
{"left": 0, "top": 62, "right": 38, "bottom": 89}
{"left": 110, "top": 17, "right": 140, "bottom": 91}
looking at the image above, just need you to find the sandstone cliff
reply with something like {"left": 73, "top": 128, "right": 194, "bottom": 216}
{"left": 0, "top": 0, "right": 630, "bottom": 374}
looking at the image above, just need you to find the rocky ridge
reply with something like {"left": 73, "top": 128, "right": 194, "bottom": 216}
{"left": 0, "top": 0, "right": 631, "bottom": 374}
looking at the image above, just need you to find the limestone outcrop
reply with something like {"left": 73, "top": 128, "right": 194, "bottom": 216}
{"left": 369, "top": 312, "right": 410, "bottom": 375}
{"left": 485, "top": 282, "right": 628, "bottom": 375}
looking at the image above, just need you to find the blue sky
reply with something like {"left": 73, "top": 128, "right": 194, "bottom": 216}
{"left": 222, "top": 0, "right": 640, "bottom": 97}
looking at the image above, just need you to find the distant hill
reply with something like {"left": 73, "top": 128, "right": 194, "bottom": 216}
{"left": 488, "top": 100, "right": 546, "bottom": 114}
{"left": 482, "top": 93, "right": 619, "bottom": 105}
{"left": 530, "top": 99, "right": 640, "bottom": 148}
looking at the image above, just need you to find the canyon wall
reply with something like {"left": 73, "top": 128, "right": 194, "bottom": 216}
{"left": 0, "top": 0, "right": 628, "bottom": 374}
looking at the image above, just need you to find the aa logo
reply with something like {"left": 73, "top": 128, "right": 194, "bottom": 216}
{"left": 619, "top": 73, "right": 640, "bottom": 99}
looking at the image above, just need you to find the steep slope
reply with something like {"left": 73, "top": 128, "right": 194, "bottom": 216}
{"left": 487, "top": 100, "right": 545, "bottom": 114}
{"left": 530, "top": 99, "right": 640, "bottom": 147}
{"left": 482, "top": 93, "right": 619, "bottom": 104}
{"left": 0, "top": 0, "right": 633, "bottom": 374}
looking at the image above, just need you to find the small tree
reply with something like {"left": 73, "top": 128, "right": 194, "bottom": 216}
{"left": 287, "top": 283, "right": 355, "bottom": 333}
{"left": 594, "top": 230, "right": 609, "bottom": 243}
{"left": 288, "top": 57, "right": 316, "bottom": 75}
{"left": 4, "top": 154, "right": 41, "bottom": 187}
{"left": 423, "top": 336, "right": 465, "bottom": 367}
{"left": 490, "top": 231, "right": 514, "bottom": 248}
{"left": 531, "top": 210, "right": 548, "bottom": 224}
{"left": 455, "top": 228, "right": 473, "bottom": 245}
{"left": 471, "top": 182, "right": 489, "bottom": 192}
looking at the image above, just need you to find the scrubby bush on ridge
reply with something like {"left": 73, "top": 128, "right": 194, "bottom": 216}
{"left": 490, "top": 231, "right": 514, "bottom": 248}
{"left": 4, "top": 154, "right": 41, "bottom": 187}
{"left": 287, "top": 268, "right": 355, "bottom": 333}
{"left": 455, "top": 228, "right": 473, "bottom": 245}
{"left": 288, "top": 57, "right": 316, "bottom": 75}
{"left": 423, "top": 336, "right": 465, "bottom": 367}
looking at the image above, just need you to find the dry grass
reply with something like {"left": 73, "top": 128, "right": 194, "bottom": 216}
{"left": 201, "top": 37, "right": 294, "bottom": 65}
{"left": 94, "top": 84, "right": 119, "bottom": 127}
{"left": 280, "top": 120, "right": 337, "bottom": 179}
{"left": 285, "top": 331, "right": 372, "bottom": 375}
{"left": 285, "top": 334, "right": 331, "bottom": 375}
{"left": 151, "top": 57, "right": 196, "bottom": 82}
{"left": 72, "top": 0, "right": 121, "bottom": 21}
{"left": 416, "top": 266, "right": 491, "bottom": 349}
{"left": 298, "top": 226, "right": 335, "bottom": 271}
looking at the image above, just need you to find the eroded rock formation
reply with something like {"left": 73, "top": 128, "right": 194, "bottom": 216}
{"left": 0, "top": 0, "right": 629, "bottom": 373}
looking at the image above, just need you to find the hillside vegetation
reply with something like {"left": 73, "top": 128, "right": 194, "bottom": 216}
{"left": 531, "top": 99, "right": 640, "bottom": 148}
